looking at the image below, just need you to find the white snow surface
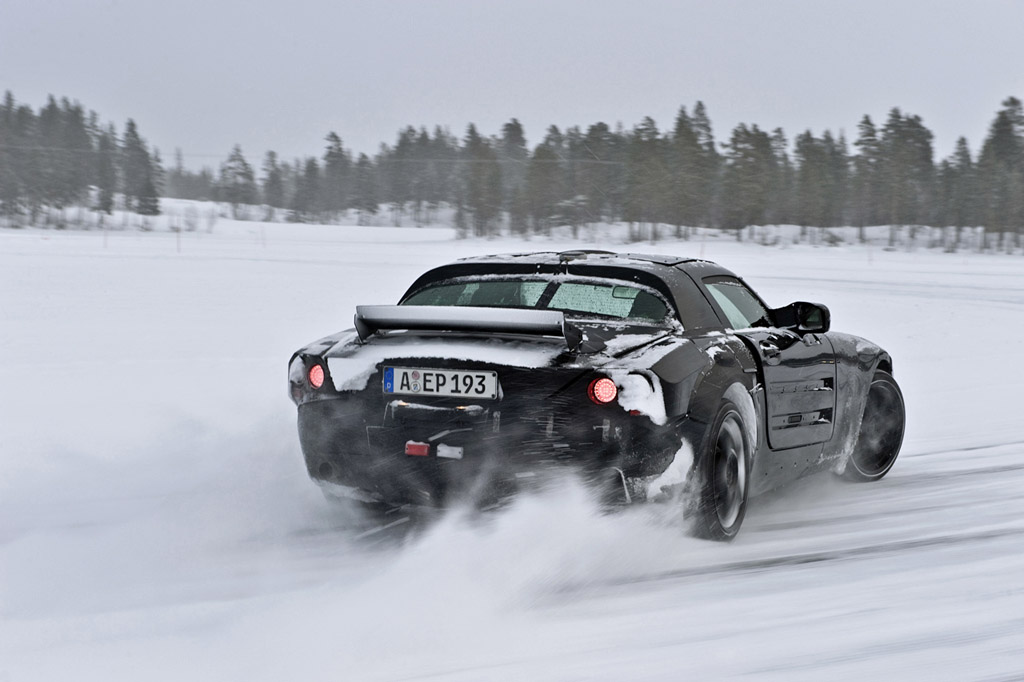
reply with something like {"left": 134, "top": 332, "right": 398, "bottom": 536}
{"left": 3, "top": 219, "right": 1024, "bottom": 680}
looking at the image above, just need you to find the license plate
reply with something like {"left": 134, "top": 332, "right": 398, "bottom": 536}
{"left": 383, "top": 367, "right": 498, "bottom": 399}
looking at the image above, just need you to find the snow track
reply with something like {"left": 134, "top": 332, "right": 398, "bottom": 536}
{"left": 3, "top": 221, "right": 1024, "bottom": 680}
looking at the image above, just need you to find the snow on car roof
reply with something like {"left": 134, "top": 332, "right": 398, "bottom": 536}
{"left": 453, "top": 250, "right": 703, "bottom": 268}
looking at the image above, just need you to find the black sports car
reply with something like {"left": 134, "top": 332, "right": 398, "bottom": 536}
{"left": 288, "top": 250, "right": 905, "bottom": 540}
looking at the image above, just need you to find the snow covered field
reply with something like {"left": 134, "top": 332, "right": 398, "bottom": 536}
{"left": 3, "top": 219, "right": 1024, "bottom": 681}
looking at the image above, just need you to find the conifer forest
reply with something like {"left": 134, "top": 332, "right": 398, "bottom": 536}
{"left": 3, "top": 90, "right": 1024, "bottom": 251}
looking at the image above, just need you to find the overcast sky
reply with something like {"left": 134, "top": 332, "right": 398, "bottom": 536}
{"left": 4, "top": 0, "right": 1023, "bottom": 167}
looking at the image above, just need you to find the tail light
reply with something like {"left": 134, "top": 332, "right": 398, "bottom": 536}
{"left": 308, "top": 363, "right": 325, "bottom": 389}
{"left": 588, "top": 377, "right": 618, "bottom": 405}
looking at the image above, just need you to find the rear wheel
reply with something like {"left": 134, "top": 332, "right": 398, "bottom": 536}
{"left": 692, "top": 399, "right": 750, "bottom": 541}
{"left": 842, "top": 370, "right": 905, "bottom": 482}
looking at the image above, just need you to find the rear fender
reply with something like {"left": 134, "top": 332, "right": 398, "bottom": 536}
{"left": 679, "top": 334, "right": 759, "bottom": 425}
{"left": 656, "top": 336, "right": 761, "bottom": 482}
{"left": 640, "top": 333, "right": 757, "bottom": 422}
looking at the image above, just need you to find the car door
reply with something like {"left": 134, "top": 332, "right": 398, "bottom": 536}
{"left": 702, "top": 276, "right": 837, "bottom": 451}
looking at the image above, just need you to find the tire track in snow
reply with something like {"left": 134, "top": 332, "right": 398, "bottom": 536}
{"left": 558, "top": 525, "right": 1024, "bottom": 595}
{"left": 550, "top": 438, "right": 1024, "bottom": 596}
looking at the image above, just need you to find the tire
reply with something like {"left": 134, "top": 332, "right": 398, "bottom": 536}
{"left": 692, "top": 399, "right": 750, "bottom": 541}
{"left": 842, "top": 370, "right": 905, "bottom": 482}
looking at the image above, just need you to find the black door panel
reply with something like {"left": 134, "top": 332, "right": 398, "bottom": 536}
{"left": 744, "top": 330, "right": 836, "bottom": 450}
{"left": 700, "top": 275, "right": 838, "bottom": 452}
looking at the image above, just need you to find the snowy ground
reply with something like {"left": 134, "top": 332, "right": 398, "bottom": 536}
{"left": 3, "top": 219, "right": 1024, "bottom": 681}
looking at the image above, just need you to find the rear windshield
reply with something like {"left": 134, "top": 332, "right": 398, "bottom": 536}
{"left": 402, "top": 278, "right": 670, "bottom": 322}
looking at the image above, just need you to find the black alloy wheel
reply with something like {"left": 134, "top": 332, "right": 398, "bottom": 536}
{"left": 693, "top": 399, "right": 749, "bottom": 541}
{"left": 843, "top": 370, "right": 905, "bottom": 482}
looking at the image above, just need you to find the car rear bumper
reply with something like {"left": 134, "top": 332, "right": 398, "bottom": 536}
{"left": 297, "top": 396, "right": 681, "bottom": 508}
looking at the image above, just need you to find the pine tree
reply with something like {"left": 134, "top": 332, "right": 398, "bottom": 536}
{"left": 0, "top": 91, "right": 20, "bottom": 221}
{"left": 94, "top": 127, "right": 117, "bottom": 215}
{"left": 461, "top": 124, "right": 502, "bottom": 236}
{"left": 57, "top": 99, "right": 93, "bottom": 210}
{"left": 851, "top": 115, "right": 881, "bottom": 238}
{"left": 426, "top": 125, "right": 458, "bottom": 218}
{"left": 15, "top": 102, "right": 42, "bottom": 222}
{"left": 261, "top": 150, "right": 285, "bottom": 213}
{"left": 823, "top": 131, "right": 850, "bottom": 228}
{"left": 562, "top": 126, "right": 593, "bottom": 235}
{"left": 321, "top": 132, "right": 351, "bottom": 221}
{"left": 165, "top": 148, "right": 186, "bottom": 197}
{"left": 691, "top": 101, "right": 720, "bottom": 226}
{"left": 351, "top": 153, "right": 378, "bottom": 224}
{"left": 498, "top": 118, "right": 528, "bottom": 224}
{"left": 667, "top": 106, "right": 703, "bottom": 236}
{"left": 769, "top": 127, "right": 794, "bottom": 227}
{"left": 289, "top": 156, "right": 321, "bottom": 222}
{"left": 577, "top": 122, "right": 617, "bottom": 223}
{"left": 720, "top": 124, "right": 777, "bottom": 234}
{"left": 410, "top": 127, "right": 432, "bottom": 224}
{"left": 35, "top": 96, "right": 62, "bottom": 213}
{"left": 878, "top": 109, "right": 935, "bottom": 245}
{"left": 794, "top": 130, "right": 826, "bottom": 229}
{"left": 218, "top": 145, "right": 257, "bottom": 218}
{"left": 382, "top": 127, "right": 415, "bottom": 225}
{"left": 949, "top": 137, "right": 977, "bottom": 232}
{"left": 507, "top": 185, "right": 528, "bottom": 235}
{"left": 120, "top": 119, "right": 154, "bottom": 213}
{"left": 150, "top": 147, "right": 165, "bottom": 196}
{"left": 136, "top": 174, "right": 160, "bottom": 216}
{"left": 936, "top": 138, "right": 978, "bottom": 250}
{"left": 482, "top": 149, "right": 503, "bottom": 235}
{"left": 977, "top": 97, "right": 1024, "bottom": 250}
{"left": 623, "top": 117, "right": 669, "bottom": 239}
{"left": 525, "top": 141, "right": 563, "bottom": 234}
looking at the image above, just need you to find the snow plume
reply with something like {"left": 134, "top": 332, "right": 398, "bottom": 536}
{"left": 186, "top": 476, "right": 712, "bottom": 681}
{"left": 388, "top": 479, "right": 674, "bottom": 598}
{"left": 646, "top": 438, "right": 696, "bottom": 502}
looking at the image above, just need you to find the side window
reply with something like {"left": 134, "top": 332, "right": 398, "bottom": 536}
{"left": 704, "top": 277, "right": 770, "bottom": 329}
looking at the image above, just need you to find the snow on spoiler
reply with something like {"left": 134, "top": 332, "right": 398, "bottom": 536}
{"left": 354, "top": 305, "right": 584, "bottom": 350}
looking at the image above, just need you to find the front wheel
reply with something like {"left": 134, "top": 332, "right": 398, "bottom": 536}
{"left": 842, "top": 370, "right": 905, "bottom": 482}
{"left": 692, "top": 399, "right": 750, "bottom": 541}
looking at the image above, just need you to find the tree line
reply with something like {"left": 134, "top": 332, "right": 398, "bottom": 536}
{"left": 0, "top": 92, "right": 162, "bottom": 225}
{"left": 4, "top": 89, "right": 1024, "bottom": 249}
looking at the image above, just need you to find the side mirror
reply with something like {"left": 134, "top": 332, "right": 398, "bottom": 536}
{"left": 772, "top": 301, "right": 830, "bottom": 334}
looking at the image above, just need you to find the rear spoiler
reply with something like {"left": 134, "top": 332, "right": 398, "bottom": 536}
{"left": 354, "top": 305, "right": 583, "bottom": 351}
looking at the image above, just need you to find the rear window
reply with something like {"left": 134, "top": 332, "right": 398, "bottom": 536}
{"left": 402, "top": 278, "right": 670, "bottom": 322}
{"left": 402, "top": 280, "right": 548, "bottom": 308}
